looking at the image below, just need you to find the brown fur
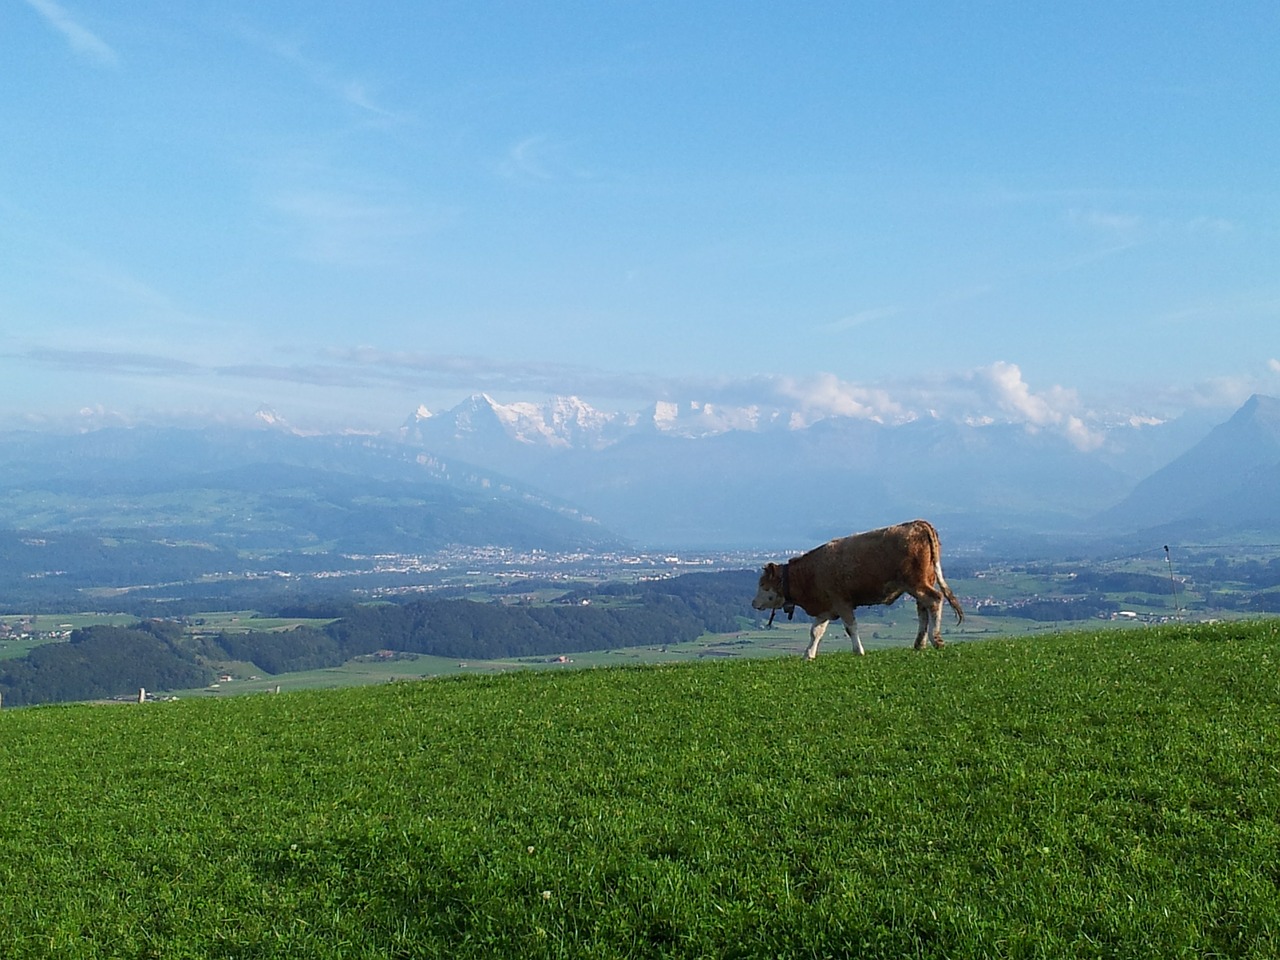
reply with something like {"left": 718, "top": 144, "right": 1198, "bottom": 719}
{"left": 753, "top": 519, "right": 963, "bottom": 657}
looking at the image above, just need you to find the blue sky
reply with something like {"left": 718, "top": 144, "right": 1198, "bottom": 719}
{"left": 5, "top": 1, "right": 1279, "bottom": 438}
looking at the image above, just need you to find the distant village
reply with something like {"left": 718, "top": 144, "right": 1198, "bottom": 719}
{"left": 0, "top": 618, "right": 72, "bottom": 642}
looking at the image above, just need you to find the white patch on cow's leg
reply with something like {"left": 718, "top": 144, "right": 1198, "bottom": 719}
{"left": 930, "top": 600, "right": 945, "bottom": 648}
{"left": 805, "top": 618, "right": 830, "bottom": 660}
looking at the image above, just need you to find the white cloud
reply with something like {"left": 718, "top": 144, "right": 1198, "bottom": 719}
{"left": 980, "top": 360, "right": 1061, "bottom": 426}
{"left": 974, "top": 361, "right": 1104, "bottom": 451}
{"left": 22, "top": 0, "right": 118, "bottom": 67}
{"left": 769, "top": 373, "right": 906, "bottom": 425}
{"left": 1269, "top": 358, "right": 1280, "bottom": 375}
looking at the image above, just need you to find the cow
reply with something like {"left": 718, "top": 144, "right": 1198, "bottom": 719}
{"left": 751, "top": 519, "right": 964, "bottom": 659}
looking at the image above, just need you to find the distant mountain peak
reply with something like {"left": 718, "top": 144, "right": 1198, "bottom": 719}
{"left": 1231, "top": 393, "right": 1280, "bottom": 428}
{"left": 402, "top": 394, "right": 618, "bottom": 450}
{"left": 1098, "top": 393, "right": 1280, "bottom": 531}
{"left": 254, "top": 406, "right": 289, "bottom": 429}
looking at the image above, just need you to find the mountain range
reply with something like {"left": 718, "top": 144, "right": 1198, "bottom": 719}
{"left": 0, "top": 394, "right": 1276, "bottom": 569}
{"left": 397, "top": 392, "right": 1264, "bottom": 549}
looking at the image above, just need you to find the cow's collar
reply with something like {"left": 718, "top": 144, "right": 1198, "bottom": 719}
{"left": 765, "top": 562, "right": 797, "bottom": 628}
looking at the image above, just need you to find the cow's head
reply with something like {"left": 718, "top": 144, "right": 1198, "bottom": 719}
{"left": 751, "top": 562, "right": 786, "bottom": 611}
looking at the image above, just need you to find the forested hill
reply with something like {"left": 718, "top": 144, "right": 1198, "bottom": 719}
{"left": 0, "top": 620, "right": 212, "bottom": 707}
{"left": 0, "top": 570, "right": 759, "bottom": 706}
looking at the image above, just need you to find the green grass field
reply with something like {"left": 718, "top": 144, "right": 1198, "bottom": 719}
{"left": 2, "top": 622, "right": 1278, "bottom": 958}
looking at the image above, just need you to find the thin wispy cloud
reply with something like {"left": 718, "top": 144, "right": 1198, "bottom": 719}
{"left": 1185, "top": 216, "right": 1235, "bottom": 237}
{"left": 495, "top": 136, "right": 597, "bottom": 184}
{"left": 1160, "top": 290, "right": 1280, "bottom": 329}
{"left": 216, "top": 362, "right": 376, "bottom": 389}
{"left": 26, "top": 348, "right": 198, "bottom": 376}
{"left": 820, "top": 306, "right": 904, "bottom": 334}
{"left": 334, "top": 347, "right": 668, "bottom": 398}
{"left": 1068, "top": 208, "right": 1145, "bottom": 235}
{"left": 1069, "top": 208, "right": 1238, "bottom": 248}
{"left": 340, "top": 80, "right": 395, "bottom": 118}
{"left": 269, "top": 189, "right": 431, "bottom": 266}
{"left": 234, "top": 22, "right": 399, "bottom": 120}
{"left": 22, "top": 0, "right": 119, "bottom": 67}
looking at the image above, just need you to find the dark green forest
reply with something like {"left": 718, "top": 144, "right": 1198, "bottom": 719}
{"left": 0, "top": 620, "right": 212, "bottom": 706}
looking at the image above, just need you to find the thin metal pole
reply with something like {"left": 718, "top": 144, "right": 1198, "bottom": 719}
{"left": 1164, "top": 545, "right": 1182, "bottom": 620}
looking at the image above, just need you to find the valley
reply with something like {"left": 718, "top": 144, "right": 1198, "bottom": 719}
{"left": 4, "top": 542, "right": 1279, "bottom": 706}
{"left": 2, "top": 392, "right": 1279, "bottom": 706}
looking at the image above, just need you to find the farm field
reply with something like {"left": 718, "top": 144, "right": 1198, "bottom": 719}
{"left": 2, "top": 622, "right": 1278, "bottom": 958}
{"left": 0, "top": 613, "right": 137, "bottom": 661}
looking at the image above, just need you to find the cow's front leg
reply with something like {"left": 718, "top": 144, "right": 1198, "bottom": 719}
{"left": 805, "top": 617, "right": 831, "bottom": 660}
{"left": 839, "top": 610, "right": 865, "bottom": 656}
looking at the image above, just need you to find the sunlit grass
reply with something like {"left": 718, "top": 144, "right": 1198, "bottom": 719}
{"left": 2, "top": 622, "right": 1278, "bottom": 958}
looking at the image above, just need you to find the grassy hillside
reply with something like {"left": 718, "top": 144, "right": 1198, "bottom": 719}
{"left": 3, "top": 623, "right": 1278, "bottom": 958}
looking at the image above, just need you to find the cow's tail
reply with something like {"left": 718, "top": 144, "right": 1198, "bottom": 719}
{"left": 920, "top": 519, "right": 964, "bottom": 625}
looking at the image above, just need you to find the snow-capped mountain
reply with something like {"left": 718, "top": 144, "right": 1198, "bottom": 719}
{"left": 403, "top": 394, "right": 618, "bottom": 450}
{"left": 389, "top": 392, "right": 1248, "bottom": 548}
{"left": 403, "top": 393, "right": 799, "bottom": 451}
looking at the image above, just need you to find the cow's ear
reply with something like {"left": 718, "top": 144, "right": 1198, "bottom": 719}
{"left": 764, "top": 562, "right": 777, "bottom": 577}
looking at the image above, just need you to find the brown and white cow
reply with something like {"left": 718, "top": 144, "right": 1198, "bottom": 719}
{"left": 752, "top": 519, "right": 964, "bottom": 658}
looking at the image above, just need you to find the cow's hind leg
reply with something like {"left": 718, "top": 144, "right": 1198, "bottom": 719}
{"left": 912, "top": 586, "right": 946, "bottom": 649}
{"left": 913, "top": 601, "right": 930, "bottom": 650}
{"left": 928, "top": 597, "right": 945, "bottom": 648}
{"left": 838, "top": 608, "right": 865, "bottom": 656}
{"left": 805, "top": 617, "right": 831, "bottom": 660}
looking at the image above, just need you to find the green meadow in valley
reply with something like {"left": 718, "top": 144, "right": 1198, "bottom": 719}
{"left": 2, "top": 622, "right": 1278, "bottom": 958}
